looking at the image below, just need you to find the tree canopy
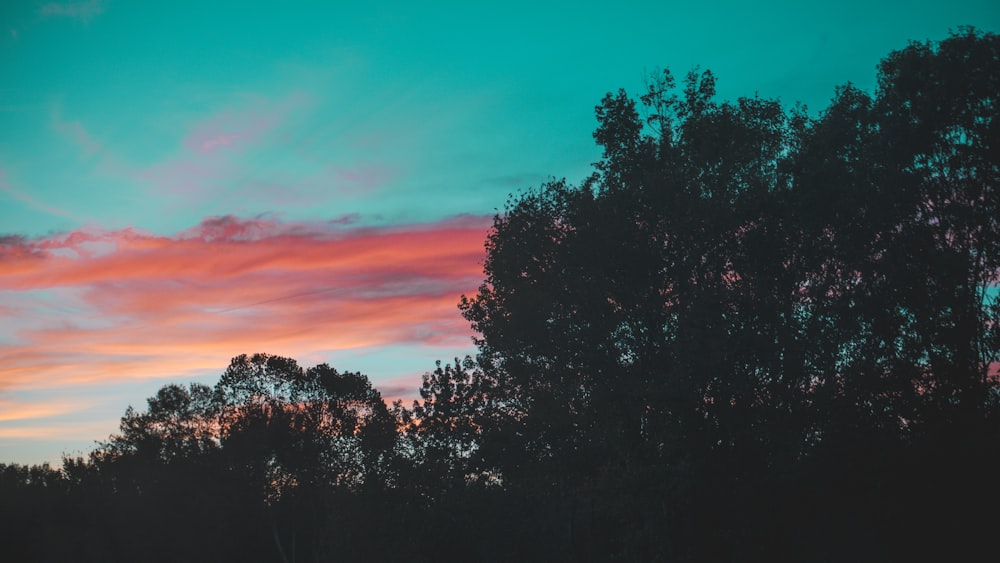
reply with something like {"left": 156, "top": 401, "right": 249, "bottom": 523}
{"left": 459, "top": 27, "right": 1000, "bottom": 559}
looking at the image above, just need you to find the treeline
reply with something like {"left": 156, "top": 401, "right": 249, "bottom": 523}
{"left": 4, "top": 29, "right": 1000, "bottom": 562}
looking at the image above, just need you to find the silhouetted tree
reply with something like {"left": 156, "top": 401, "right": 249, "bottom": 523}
{"left": 460, "top": 28, "right": 1000, "bottom": 561}
{"left": 65, "top": 353, "right": 400, "bottom": 562}
{"left": 396, "top": 357, "right": 489, "bottom": 491}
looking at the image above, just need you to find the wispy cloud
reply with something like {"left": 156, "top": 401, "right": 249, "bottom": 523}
{"left": 0, "top": 169, "right": 80, "bottom": 221}
{"left": 328, "top": 164, "right": 394, "bottom": 194}
{"left": 182, "top": 93, "right": 307, "bottom": 156}
{"left": 0, "top": 398, "right": 95, "bottom": 422}
{"left": 38, "top": 0, "right": 105, "bottom": 21}
{"left": 0, "top": 214, "right": 491, "bottom": 391}
{"left": 140, "top": 155, "right": 236, "bottom": 199}
{"left": 51, "top": 111, "right": 102, "bottom": 156}
{"left": 141, "top": 93, "right": 318, "bottom": 204}
{"left": 0, "top": 419, "right": 115, "bottom": 441}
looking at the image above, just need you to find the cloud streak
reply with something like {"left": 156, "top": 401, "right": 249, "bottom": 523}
{"left": 0, "top": 420, "right": 115, "bottom": 441}
{"left": 38, "top": 0, "right": 105, "bottom": 21}
{"left": 182, "top": 97, "right": 295, "bottom": 156}
{"left": 141, "top": 93, "right": 318, "bottom": 205}
{"left": 0, "top": 169, "right": 80, "bottom": 221}
{"left": 0, "top": 397, "right": 96, "bottom": 422}
{"left": 51, "top": 112, "right": 102, "bottom": 156}
{"left": 0, "top": 214, "right": 491, "bottom": 391}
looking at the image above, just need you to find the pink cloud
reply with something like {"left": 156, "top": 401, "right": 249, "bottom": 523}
{"left": 0, "top": 215, "right": 492, "bottom": 391}
{"left": 182, "top": 93, "right": 306, "bottom": 156}
{"left": 376, "top": 371, "right": 429, "bottom": 405}
{"left": 187, "top": 130, "right": 246, "bottom": 155}
{"left": 198, "top": 133, "right": 241, "bottom": 152}
{"left": 140, "top": 94, "right": 313, "bottom": 201}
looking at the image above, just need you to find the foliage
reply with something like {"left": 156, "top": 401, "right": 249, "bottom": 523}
{"left": 459, "top": 27, "right": 1000, "bottom": 560}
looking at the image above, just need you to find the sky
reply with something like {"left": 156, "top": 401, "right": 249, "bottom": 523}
{"left": 2, "top": 1, "right": 998, "bottom": 466}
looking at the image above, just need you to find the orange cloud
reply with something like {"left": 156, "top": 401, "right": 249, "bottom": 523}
{"left": 0, "top": 398, "right": 96, "bottom": 422}
{"left": 0, "top": 215, "right": 491, "bottom": 392}
{"left": 0, "top": 420, "right": 116, "bottom": 441}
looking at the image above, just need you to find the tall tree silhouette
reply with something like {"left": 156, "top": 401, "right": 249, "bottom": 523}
{"left": 461, "top": 28, "right": 1000, "bottom": 560}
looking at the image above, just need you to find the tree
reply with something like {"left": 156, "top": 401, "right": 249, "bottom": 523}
{"left": 460, "top": 29, "right": 1000, "bottom": 560}
{"left": 213, "top": 353, "right": 400, "bottom": 559}
{"left": 78, "top": 353, "right": 400, "bottom": 562}
{"left": 99, "top": 383, "right": 220, "bottom": 468}
{"left": 398, "top": 356, "right": 489, "bottom": 490}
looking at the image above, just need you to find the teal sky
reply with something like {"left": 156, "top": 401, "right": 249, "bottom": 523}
{"left": 2, "top": 1, "right": 998, "bottom": 465}
{"left": 4, "top": 1, "right": 996, "bottom": 236}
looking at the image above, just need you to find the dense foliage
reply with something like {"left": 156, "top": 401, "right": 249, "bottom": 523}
{"left": 3, "top": 29, "right": 998, "bottom": 561}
